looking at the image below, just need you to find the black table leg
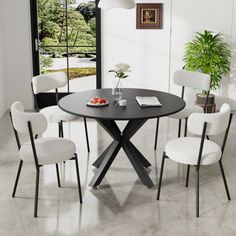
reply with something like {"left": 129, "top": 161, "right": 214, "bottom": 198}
{"left": 93, "top": 140, "right": 151, "bottom": 168}
{"left": 127, "top": 141, "right": 151, "bottom": 168}
{"left": 92, "top": 142, "right": 115, "bottom": 168}
{"left": 123, "top": 142, "right": 154, "bottom": 188}
{"left": 89, "top": 119, "right": 154, "bottom": 188}
{"left": 89, "top": 141, "right": 121, "bottom": 187}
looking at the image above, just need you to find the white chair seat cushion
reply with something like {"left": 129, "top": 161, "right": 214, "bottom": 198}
{"left": 40, "top": 105, "right": 78, "bottom": 123}
{"left": 169, "top": 104, "right": 203, "bottom": 119}
{"left": 165, "top": 137, "right": 222, "bottom": 165}
{"left": 19, "top": 137, "right": 76, "bottom": 165}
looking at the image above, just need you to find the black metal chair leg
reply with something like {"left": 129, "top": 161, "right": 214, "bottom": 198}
{"left": 196, "top": 169, "right": 200, "bottom": 217}
{"left": 186, "top": 165, "right": 190, "bottom": 187}
{"left": 178, "top": 119, "right": 182, "bottom": 137}
{"left": 157, "top": 152, "right": 166, "bottom": 200}
{"left": 12, "top": 160, "right": 23, "bottom": 197}
{"left": 34, "top": 169, "right": 40, "bottom": 218}
{"left": 219, "top": 160, "right": 231, "bottom": 200}
{"left": 58, "top": 122, "right": 66, "bottom": 164}
{"left": 58, "top": 122, "right": 61, "bottom": 137}
{"left": 154, "top": 118, "right": 159, "bottom": 150}
{"left": 74, "top": 154, "right": 83, "bottom": 204}
{"left": 60, "top": 121, "right": 64, "bottom": 138}
{"left": 84, "top": 117, "right": 90, "bottom": 153}
{"left": 184, "top": 118, "right": 188, "bottom": 137}
{"left": 55, "top": 164, "right": 61, "bottom": 187}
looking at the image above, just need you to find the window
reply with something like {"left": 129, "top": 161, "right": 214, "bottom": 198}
{"left": 30, "top": 0, "right": 101, "bottom": 107}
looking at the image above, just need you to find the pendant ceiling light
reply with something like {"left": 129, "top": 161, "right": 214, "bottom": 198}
{"left": 98, "top": 0, "right": 135, "bottom": 9}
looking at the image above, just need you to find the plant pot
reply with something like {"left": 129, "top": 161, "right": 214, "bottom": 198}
{"left": 195, "top": 93, "right": 216, "bottom": 113}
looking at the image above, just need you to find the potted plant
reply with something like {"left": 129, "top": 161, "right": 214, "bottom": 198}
{"left": 183, "top": 30, "right": 231, "bottom": 112}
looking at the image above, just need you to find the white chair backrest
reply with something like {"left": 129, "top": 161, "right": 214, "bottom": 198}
{"left": 32, "top": 72, "right": 67, "bottom": 94}
{"left": 173, "top": 70, "right": 211, "bottom": 91}
{"left": 11, "top": 101, "right": 47, "bottom": 135}
{"left": 188, "top": 103, "right": 231, "bottom": 136}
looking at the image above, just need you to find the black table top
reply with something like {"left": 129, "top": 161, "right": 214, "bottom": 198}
{"left": 58, "top": 88, "right": 185, "bottom": 120}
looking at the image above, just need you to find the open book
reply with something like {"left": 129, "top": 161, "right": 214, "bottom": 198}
{"left": 136, "top": 96, "right": 162, "bottom": 107}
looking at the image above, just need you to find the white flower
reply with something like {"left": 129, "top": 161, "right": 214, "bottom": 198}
{"left": 109, "top": 63, "right": 131, "bottom": 79}
{"left": 115, "top": 63, "right": 130, "bottom": 73}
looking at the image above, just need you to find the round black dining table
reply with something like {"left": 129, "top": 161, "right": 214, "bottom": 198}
{"left": 59, "top": 88, "right": 185, "bottom": 188}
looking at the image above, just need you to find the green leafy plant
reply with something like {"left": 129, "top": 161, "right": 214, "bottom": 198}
{"left": 183, "top": 30, "right": 231, "bottom": 92}
{"left": 40, "top": 55, "right": 53, "bottom": 74}
{"left": 38, "top": 0, "right": 96, "bottom": 56}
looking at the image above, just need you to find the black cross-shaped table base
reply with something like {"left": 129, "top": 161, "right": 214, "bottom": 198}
{"left": 89, "top": 118, "right": 154, "bottom": 188}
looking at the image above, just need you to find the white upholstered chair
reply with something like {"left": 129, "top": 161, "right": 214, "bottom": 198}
{"left": 31, "top": 71, "right": 90, "bottom": 152}
{"left": 10, "top": 101, "right": 82, "bottom": 217}
{"left": 157, "top": 104, "right": 233, "bottom": 217}
{"left": 154, "top": 70, "right": 211, "bottom": 150}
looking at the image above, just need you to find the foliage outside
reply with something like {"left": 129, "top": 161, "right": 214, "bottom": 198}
{"left": 40, "top": 55, "right": 53, "bottom": 73}
{"left": 38, "top": 0, "right": 96, "bottom": 56}
{"left": 47, "top": 67, "right": 96, "bottom": 79}
{"left": 38, "top": 0, "right": 96, "bottom": 78}
{"left": 183, "top": 30, "right": 231, "bottom": 92}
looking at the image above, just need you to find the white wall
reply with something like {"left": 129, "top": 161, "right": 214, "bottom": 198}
{"left": 2, "top": 0, "right": 33, "bottom": 110}
{"left": 0, "top": 0, "right": 6, "bottom": 117}
{"left": 227, "top": 0, "right": 236, "bottom": 109}
{"left": 102, "top": 0, "right": 171, "bottom": 92}
{"left": 102, "top": 0, "right": 236, "bottom": 109}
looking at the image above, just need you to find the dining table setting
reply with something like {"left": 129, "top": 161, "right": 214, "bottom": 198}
{"left": 59, "top": 88, "right": 185, "bottom": 188}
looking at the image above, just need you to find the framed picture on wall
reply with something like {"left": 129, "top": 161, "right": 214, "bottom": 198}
{"left": 136, "top": 3, "right": 163, "bottom": 29}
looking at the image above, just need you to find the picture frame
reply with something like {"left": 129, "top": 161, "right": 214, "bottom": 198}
{"left": 136, "top": 3, "right": 163, "bottom": 29}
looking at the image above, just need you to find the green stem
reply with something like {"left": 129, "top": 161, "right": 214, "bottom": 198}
{"left": 115, "top": 78, "right": 121, "bottom": 90}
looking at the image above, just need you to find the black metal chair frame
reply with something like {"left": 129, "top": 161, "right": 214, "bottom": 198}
{"left": 31, "top": 83, "right": 90, "bottom": 152}
{"left": 154, "top": 86, "right": 210, "bottom": 150}
{"left": 10, "top": 112, "right": 83, "bottom": 218}
{"left": 156, "top": 113, "right": 233, "bottom": 217}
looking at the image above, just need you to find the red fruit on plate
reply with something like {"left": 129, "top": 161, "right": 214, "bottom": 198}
{"left": 90, "top": 96, "right": 108, "bottom": 104}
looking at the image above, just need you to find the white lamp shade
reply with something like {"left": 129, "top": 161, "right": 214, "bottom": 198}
{"left": 98, "top": 0, "right": 135, "bottom": 9}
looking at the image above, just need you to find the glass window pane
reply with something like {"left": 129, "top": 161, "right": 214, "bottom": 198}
{"left": 68, "top": 46, "right": 96, "bottom": 92}
{"left": 38, "top": 0, "right": 67, "bottom": 48}
{"left": 67, "top": 0, "right": 96, "bottom": 92}
{"left": 37, "top": 0, "right": 97, "bottom": 93}
{"left": 39, "top": 48, "right": 69, "bottom": 92}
